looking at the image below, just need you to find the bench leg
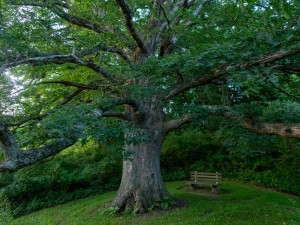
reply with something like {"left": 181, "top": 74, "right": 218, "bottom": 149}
{"left": 211, "top": 184, "right": 220, "bottom": 193}
{"left": 211, "top": 185, "right": 216, "bottom": 193}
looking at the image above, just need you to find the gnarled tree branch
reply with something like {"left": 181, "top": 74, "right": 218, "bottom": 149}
{"left": 91, "top": 97, "right": 137, "bottom": 121}
{"left": 0, "top": 126, "right": 21, "bottom": 159}
{"left": 243, "top": 120, "right": 300, "bottom": 138}
{"left": 225, "top": 112, "right": 300, "bottom": 139}
{"left": 0, "top": 52, "right": 117, "bottom": 82}
{"left": 0, "top": 97, "right": 137, "bottom": 171}
{"left": 115, "top": 0, "right": 148, "bottom": 54}
{"left": 163, "top": 104, "right": 228, "bottom": 133}
{"left": 163, "top": 114, "right": 192, "bottom": 134}
{"left": 83, "top": 43, "right": 131, "bottom": 62}
{"left": 193, "top": 0, "right": 212, "bottom": 16}
{"left": 0, "top": 136, "right": 79, "bottom": 172}
{"left": 0, "top": 54, "right": 75, "bottom": 74}
{"left": 51, "top": 5, "right": 108, "bottom": 34}
{"left": 165, "top": 48, "right": 300, "bottom": 100}
{"left": 243, "top": 121, "right": 300, "bottom": 138}
{"left": 36, "top": 80, "right": 114, "bottom": 91}
{"left": 7, "top": 0, "right": 108, "bottom": 34}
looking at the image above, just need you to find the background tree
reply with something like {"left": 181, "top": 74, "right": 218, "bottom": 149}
{"left": 0, "top": 0, "right": 299, "bottom": 213}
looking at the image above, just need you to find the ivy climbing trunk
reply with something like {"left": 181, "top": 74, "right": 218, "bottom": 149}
{"left": 112, "top": 99, "right": 172, "bottom": 213}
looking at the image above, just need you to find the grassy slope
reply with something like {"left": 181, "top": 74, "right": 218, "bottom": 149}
{"left": 9, "top": 181, "right": 300, "bottom": 225}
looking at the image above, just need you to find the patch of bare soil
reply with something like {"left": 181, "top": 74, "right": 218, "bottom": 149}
{"left": 188, "top": 188, "right": 221, "bottom": 196}
{"left": 133, "top": 199, "right": 186, "bottom": 220}
{"left": 177, "top": 184, "right": 222, "bottom": 197}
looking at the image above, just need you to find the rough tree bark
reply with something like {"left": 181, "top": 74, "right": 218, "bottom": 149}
{"left": 0, "top": 123, "right": 81, "bottom": 172}
{"left": 112, "top": 98, "right": 172, "bottom": 213}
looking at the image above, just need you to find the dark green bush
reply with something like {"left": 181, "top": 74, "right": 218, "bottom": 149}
{"left": 161, "top": 129, "right": 300, "bottom": 196}
{"left": 233, "top": 160, "right": 300, "bottom": 195}
{"left": 0, "top": 142, "right": 122, "bottom": 218}
{"left": 162, "top": 169, "right": 189, "bottom": 181}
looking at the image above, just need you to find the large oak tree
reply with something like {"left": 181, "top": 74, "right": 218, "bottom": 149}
{"left": 0, "top": 0, "right": 300, "bottom": 212}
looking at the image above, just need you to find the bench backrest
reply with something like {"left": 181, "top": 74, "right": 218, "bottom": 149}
{"left": 190, "top": 171, "right": 222, "bottom": 184}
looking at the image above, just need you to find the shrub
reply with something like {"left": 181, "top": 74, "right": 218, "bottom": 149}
{"left": 0, "top": 142, "right": 122, "bottom": 217}
{"left": 161, "top": 129, "right": 300, "bottom": 196}
{"left": 162, "top": 170, "right": 189, "bottom": 181}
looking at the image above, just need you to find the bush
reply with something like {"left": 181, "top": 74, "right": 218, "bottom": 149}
{"left": 233, "top": 162, "right": 300, "bottom": 195}
{"left": 162, "top": 170, "right": 189, "bottom": 181}
{"left": 0, "top": 142, "right": 122, "bottom": 218}
{"left": 161, "top": 129, "right": 300, "bottom": 196}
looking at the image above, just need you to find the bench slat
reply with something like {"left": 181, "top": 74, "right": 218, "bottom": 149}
{"left": 189, "top": 172, "right": 222, "bottom": 183}
{"left": 190, "top": 171, "right": 222, "bottom": 176}
{"left": 190, "top": 175, "right": 222, "bottom": 178}
{"left": 191, "top": 179, "right": 221, "bottom": 181}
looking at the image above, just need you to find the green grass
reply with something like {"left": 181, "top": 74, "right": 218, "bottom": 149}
{"left": 4, "top": 181, "right": 300, "bottom": 225}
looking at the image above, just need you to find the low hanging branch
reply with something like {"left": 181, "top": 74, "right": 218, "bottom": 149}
{"left": 0, "top": 135, "right": 79, "bottom": 172}
{"left": 226, "top": 112, "right": 300, "bottom": 139}
{"left": 0, "top": 96, "right": 138, "bottom": 171}
{"left": 59, "top": 88, "right": 84, "bottom": 105}
{"left": 241, "top": 120, "right": 300, "bottom": 139}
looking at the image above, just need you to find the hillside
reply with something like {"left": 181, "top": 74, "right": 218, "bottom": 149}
{"left": 5, "top": 181, "right": 300, "bottom": 225}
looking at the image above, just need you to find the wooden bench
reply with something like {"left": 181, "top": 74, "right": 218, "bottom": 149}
{"left": 189, "top": 171, "right": 222, "bottom": 193}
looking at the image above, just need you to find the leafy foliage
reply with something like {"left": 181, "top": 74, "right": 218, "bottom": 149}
{"left": 0, "top": 0, "right": 300, "bottom": 215}
{"left": 162, "top": 128, "right": 300, "bottom": 195}
{"left": 0, "top": 142, "right": 122, "bottom": 217}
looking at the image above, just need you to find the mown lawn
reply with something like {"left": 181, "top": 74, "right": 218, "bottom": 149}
{"left": 6, "top": 181, "right": 300, "bottom": 225}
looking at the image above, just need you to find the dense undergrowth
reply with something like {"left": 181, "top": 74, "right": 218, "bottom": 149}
{"left": 0, "top": 129, "right": 299, "bottom": 219}
{"left": 161, "top": 129, "right": 300, "bottom": 196}
{"left": 0, "top": 142, "right": 122, "bottom": 218}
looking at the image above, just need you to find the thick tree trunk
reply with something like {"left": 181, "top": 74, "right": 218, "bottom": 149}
{"left": 112, "top": 99, "right": 172, "bottom": 213}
